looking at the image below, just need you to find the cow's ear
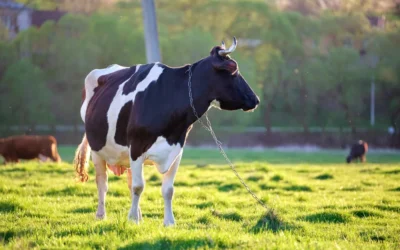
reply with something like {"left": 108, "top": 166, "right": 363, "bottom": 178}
{"left": 212, "top": 58, "right": 238, "bottom": 75}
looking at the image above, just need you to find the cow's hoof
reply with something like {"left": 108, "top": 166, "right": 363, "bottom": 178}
{"left": 163, "top": 220, "right": 175, "bottom": 227}
{"left": 96, "top": 213, "right": 106, "bottom": 220}
{"left": 128, "top": 216, "right": 143, "bottom": 224}
{"left": 128, "top": 211, "right": 143, "bottom": 224}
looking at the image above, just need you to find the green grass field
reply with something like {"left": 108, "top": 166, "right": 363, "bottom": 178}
{"left": 1, "top": 146, "right": 400, "bottom": 249}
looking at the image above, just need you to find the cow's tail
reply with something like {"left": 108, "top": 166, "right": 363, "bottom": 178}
{"left": 73, "top": 134, "right": 91, "bottom": 182}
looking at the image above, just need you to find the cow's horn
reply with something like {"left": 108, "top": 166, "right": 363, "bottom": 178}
{"left": 221, "top": 40, "right": 226, "bottom": 49}
{"left": 218, "top": 37, "right": 237, "bottom": 57}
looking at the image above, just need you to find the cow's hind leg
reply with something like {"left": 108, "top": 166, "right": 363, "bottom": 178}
{"left": 161, "top": 154, "right": 182, "bottom": 226}
{"left": 361, "top": 155, "right": 366, "bottom": 163}
{"left": 92, "top": 152, "right": 108, "bottom": 219}
{"left": 128, "top": 156, "right": 145, "bottom": 224}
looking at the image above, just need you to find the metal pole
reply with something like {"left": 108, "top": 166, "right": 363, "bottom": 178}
{"left": 141, "top": 0, "right": 161, "bottom": 63}
{"left": 370, "top": 77, "right": 375, "bottom": 126}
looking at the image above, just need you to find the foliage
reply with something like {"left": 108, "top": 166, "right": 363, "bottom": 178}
{"left": 1, "top": 1, "right": 400, "bottom": 133}
{"left": 0, "top": 59, "right": 52, "bottom": 126}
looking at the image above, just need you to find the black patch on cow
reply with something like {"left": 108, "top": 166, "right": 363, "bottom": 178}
{"left": 85, "top": 66, "right": 137, "bottom": 151}
{"left": 127, "top": 64, "right": 201, "bottom": 161}
{"left": 114, "top": 101, "right": 132, "bottom": 146}
{"left": 122, "top": 63, "right": 154, "bottom": 95}
{"left": 346, "top": 141, "right": 368, "bottom": 163}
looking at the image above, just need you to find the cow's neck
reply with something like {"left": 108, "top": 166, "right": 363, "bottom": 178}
{"left": 181, "top": 63, "right": 211, "bottom": 126}
{"left": 159, "top": 63, "right": 211, "bottom": 142}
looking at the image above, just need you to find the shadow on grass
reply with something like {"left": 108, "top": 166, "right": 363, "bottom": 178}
{"left": 0, "top": 230, "right": 16, "bottom": 243}
{"left": 211, "top": 209, "right": 242, "bottom": 222}
{"left": 218, "top": 183, "right": 241, "bottom": 192}
{"left": 315, "top": 173, "right": 334, "bottom": 180}
{"left": 0, "top": 229, "right": 31, "bottom": 244}
{"left": 0, "top": 201, "right": 23, "bottom": 213}
{"left": 196, "top": 180, "right": 223, "bottom": 186}
{"left": 283, "top": 185, "right": 312, "bottom": 192}
{"left": 259, "top": 184, "right": 276, "bottom": 190}
{"left": 119, "top": 237, "right": 214, "bottom": 250}
{"left": 374, "top": 205, "right": 400, "bottom": 213}
{"left": 45, "top": 186, "right": 93, "bottom": 197}
{"left": 389, "top": 187, "right": 400, "bottom": 192}
{"left": 298, "top": 211, "right": 351, "bottom": 224}
{"left": 108, "top": 175, "right": 121, "bottom": 182}
{"left": 360, "top": 231, "right": 387, "bottom": 242}
{"left": 351, "top": 209, "right": 382, "bottom": 218}
{"left": 250, "top": 209, "right": 293, "bottom": 233}
{"left": 381, "top": 169, "right": 400, "bottom": 175}
{"left": 36, "top": 168, "right": 70, "bottom": 175}
{"left": 70, "top": 207, "right": 95, "bottom": 214}
{"left": 148, "top": 174, "right": 160, "bottom": 182}
{"left": 0, "top": 167, "right": 27, "bottom": 173}
{"left": 270, "top": 175, "right": 283, "bottom": 182}
{"left": 195, "top": 201, "right": 214, "bottom": 209}
{"left": 108, "top": 189, "right": 127, "bottom": 197}
{"left": 174, "top": 181, "right": 190, "bottom": 187}
{"left": 247, "top": 175, "right": 264, "bottom": 182}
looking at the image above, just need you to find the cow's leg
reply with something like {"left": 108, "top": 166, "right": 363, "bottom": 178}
{"left": 128, "top": 156, "right": 145, "bottom": 224}
{"left": 361, "top": 155, "right": 366, "bottom": 163}
{"left": 38, "top": 154, "right": 48, "bottom": 162}
{"left": 161, "top": 154, "right": 182, "bottom": 226}
{"left": 92, "top": 152, "right": 108, "bottom": 219}
{"left": 126, "top": 168, "right": 132, "bottom": 197}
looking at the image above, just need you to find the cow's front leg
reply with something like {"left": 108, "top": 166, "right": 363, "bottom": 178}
{"left": 92, "top": 152, "right": 108, "bottom": 219}
{"left": 161, "top": 153, "right": 182, "bottom": 226}
{"left": 128, "top": 156, "right": 144, "bottom": 224}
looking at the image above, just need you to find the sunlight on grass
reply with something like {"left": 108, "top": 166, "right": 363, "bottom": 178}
{"left": 0, "top": 147, "right": 399, "bottom": 249}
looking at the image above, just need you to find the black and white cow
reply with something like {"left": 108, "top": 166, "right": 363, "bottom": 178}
{"left": 74, "top": 38, "right": 260, "bottom": 226}
{"left": 346, "top": 140, "right": 368, "bottom": 163}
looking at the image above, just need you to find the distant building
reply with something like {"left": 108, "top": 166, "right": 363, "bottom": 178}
{"left": 0, "top": 0, "right": 65, "bottom": 40}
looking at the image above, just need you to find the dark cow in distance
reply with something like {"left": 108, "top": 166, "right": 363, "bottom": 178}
{"left": 74, "top": 37, "right": 260, "bottom": 226}
{"left": 346, "top": 140, "right": 368, "bottom": 163}
{"left": 0, "top": 135, "right": 62, "bottom": 164}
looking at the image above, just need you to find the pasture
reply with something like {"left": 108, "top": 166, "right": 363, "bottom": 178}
{"left": 1, "top": 146, "right": 400, "bottom": 249}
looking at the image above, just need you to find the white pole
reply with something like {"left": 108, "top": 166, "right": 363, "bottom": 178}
{"left": 370, "top": 77, "right": 375, "bottom": 126}
{"left": 141, "top": 0, "right": 161, "bottom": 63}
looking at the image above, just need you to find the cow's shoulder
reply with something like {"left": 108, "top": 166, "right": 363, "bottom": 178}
{"left": 122, "top": 63, "right": 154, "bottom": 95}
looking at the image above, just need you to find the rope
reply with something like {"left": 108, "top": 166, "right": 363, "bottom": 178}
{"left": 187, "top": 65, "right": 269, "bottom": 211}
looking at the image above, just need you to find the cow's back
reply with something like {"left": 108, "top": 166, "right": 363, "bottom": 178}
{"left": 84, "top": 66, "right": 139, "bottom": 151}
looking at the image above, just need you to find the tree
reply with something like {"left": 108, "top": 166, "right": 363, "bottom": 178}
{"left": 0, "top": 60, "right": 52, "bottom": 127}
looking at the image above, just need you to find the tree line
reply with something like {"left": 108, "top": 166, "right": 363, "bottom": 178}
{"left": 1, "top": 0, "right": 399, "bottom": 134}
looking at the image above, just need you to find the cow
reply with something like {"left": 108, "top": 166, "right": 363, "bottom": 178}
{"left": 73, "top": 37, "right": 260, "bottom": 226}
{"left": 346, "top": 140, "right": 368, "bottom": 163}
{"left": 0, "top": 135, "right": 62, "bottom": 164}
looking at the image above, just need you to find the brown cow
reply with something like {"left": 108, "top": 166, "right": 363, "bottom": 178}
{"left": 0, "top": 135, "right": 62, "bottom": 164}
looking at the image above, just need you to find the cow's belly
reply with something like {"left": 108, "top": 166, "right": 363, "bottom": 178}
{"left": 95, "top": 136, "right": 182, "bottom": 173}
{"left": 96, "top": 143, "right": 130, "bottom": 167}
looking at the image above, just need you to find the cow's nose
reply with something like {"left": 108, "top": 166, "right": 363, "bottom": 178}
{"left": 243, "top": 95, "right": 259, "bottom": 111}
{"left": 254, "top": 96, "right": 260, "bottom": 106}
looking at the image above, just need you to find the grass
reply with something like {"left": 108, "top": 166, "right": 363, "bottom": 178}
{"left": 0, "top": 146, "right": 399, "bottom": 249}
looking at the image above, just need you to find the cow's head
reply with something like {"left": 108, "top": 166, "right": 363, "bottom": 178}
{"left": 195, "top": 37, "right": 259, "bottom": 112}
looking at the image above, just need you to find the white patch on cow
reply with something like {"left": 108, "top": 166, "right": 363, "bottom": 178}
{"left": 210, "top": 100, "right": 221, "bottom": 110}
{"left": 95, "top": 63, "right": 165, "bottom": 166}
{"left": 81, "top": 64, "right": 128, "bottom": 122}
